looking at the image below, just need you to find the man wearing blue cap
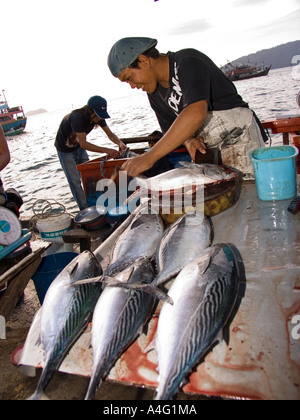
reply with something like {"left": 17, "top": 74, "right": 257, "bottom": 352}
{"left": 108, "top": 37, "right": 266, "bottom": 178}
{"left": 55, "top": 96, "right": 126, "bottom": 210}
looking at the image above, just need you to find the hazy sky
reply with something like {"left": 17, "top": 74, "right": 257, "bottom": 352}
{"left": 0, "top": 0, "right": 299, "bottom": 112}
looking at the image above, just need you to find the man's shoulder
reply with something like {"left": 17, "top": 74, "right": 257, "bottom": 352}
{"left": 173, "top": 48, "right": 207, "bottom": 60}
{"left": 69, "top": 108, "right": 85, "bottom": 121}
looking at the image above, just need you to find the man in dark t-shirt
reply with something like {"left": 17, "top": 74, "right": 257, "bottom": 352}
{"left": 55, "top": 96, "right": 125, "bottom": 210}
{"left": 108, "top": 38, "right": 266, "bottom": 178}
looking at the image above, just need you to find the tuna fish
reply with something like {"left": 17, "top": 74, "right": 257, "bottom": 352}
{"left": 28, "top": 251, "right": 103, "bottom": 400}
{"left": 105, "top": 212, "right": 164, "bottom": 276}
{"left": 153, "top": 211, "right": 213, "bottom": 286}
{"left": 85, "top": 258, "right": 156, "bottom": 400}
{"left": 135, "top": 163, "right": 236, "bottom": 194}
{"left": 155, "top": 244, "right": 241, "bottom": 400}
{"left": 125, "top": 163, "right": 237, "bottom": 208}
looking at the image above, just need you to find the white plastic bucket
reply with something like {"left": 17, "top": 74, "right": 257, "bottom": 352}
{"left": 36, "top": 214, "right": 72, "bottom": 255}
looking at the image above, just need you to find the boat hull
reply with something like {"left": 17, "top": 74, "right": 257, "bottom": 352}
{"left": 1, "top": 118, "right": 27, "bottom": 136}
{"left": 228, "top": 65, "right": 272, "bottom": 82}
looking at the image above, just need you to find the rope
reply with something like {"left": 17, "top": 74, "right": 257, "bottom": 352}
{"left": 100, "top": 156, "right": 108, "bottom": 179}
{"left": 29, "top": 199, "right": 73, "bottom": 234}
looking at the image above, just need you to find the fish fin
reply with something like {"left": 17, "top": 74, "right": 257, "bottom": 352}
{"left": 143, "top": 338, "right": 156, "bottom": 354}
{"left": 152, "top": 271, "right": 178, "bottom": 287}
{"left": 104, "top": 281, "right": 174, "bottom": 305}
{"left": 35, "top": 333, "right": 42, "bottom": 347}
{"left": 216, "top": 329, "right": 225, "bottom": 344}
{"left": 178, "top": 161, "right": 199, "bottom": 169}
{"left": 180, "top": 378, "right": 189, "bottom": 388}
{"left": 72, "top": 275, "right": 104, "bottom": 286}
{"left": 104, "top": 269, "right": 133, "bottom": 284}
{"left": 88, "top": 337, "right": 92, "bottom": 349}
{"left": 197, "top": 254, "right": 212, "bottom": 275}
{"left": 69, "top": 262, "right": 79, "bottom": 277}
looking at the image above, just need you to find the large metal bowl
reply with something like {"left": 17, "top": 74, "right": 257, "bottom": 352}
{"left": 74, "top": 206, "right": 107, "bottom": 230}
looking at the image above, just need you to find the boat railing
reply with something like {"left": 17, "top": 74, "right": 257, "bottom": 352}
{"left": 8, "top": 106, "right": 23, "bottom": 113}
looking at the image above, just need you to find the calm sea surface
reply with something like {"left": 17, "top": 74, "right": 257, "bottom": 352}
{"left": 2, "top": 67, "right": 299, "bottom": 218}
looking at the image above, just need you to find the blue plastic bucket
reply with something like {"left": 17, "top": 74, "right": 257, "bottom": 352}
{"left": 250, "top": 146, "right": 299, "bottom": 201}
{"left": 33, "top": 252, "right": 78, "bottom": 305}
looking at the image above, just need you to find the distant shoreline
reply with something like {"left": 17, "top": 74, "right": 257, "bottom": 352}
{"left": 26, "top": 108, "right": 48, "bottom": 116}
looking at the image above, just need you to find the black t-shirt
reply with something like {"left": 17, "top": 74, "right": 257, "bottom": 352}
{"left": 55, "top": 107, "right": 107, "bottom": 153}
{"left": 148, "top": 49, "right": 248, "bottom": 134}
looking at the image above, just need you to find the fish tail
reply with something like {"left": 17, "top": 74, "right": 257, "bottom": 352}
{"left": 27, "top": 390, "right": 50, "bottom": 400}
{"left": 154, "top": 385, "right": 173, "bottom": 401}
{"left": 84, "top": 382, "right": 100, "bottom": 401}
{"left": 84, "top": 370, "right": 104, "bottom": 401}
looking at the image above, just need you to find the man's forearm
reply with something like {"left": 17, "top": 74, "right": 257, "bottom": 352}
{"left": 147, "top": 100, "right": 208, "bottom": 164}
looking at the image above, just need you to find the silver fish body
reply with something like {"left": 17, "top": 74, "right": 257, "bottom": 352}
{"left": 154, "top": 211, "right": 213, "bottom": 286}
{"left": 155, "top": 244, "right": 240, "bottom": 400}
{"left": 28, "top": 251, "right": 103, "bottom": 400}
{"left": 106, "top": 212, "right": 164, "bottom": 276}
{"left": 135, "top": 163, "right": 235, "bottom": 194}
{"left": 85, "top": 259, "right": 156, "bottom": 400}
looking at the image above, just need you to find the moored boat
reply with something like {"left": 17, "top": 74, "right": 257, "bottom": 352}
{"left": 0, "top": 90, "right": 27, "bottom": 136}
{"left": 222, "top": 62, "right": 272, "bottom": 82}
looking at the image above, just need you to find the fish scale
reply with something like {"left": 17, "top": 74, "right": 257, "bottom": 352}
{"left": 27, "top": 251, "right": 103, "bottom": 400}
{"left": 106, "top": 212, "right": 164, "bottom": 276}
{"left": 85, "top": 259, "right": 156, "bottom": 401}
{"left": 155, "top": 244, "right": 240, "bottom": 400}
{"left": 153, "top": 211, "right": 213, "bottom": 286}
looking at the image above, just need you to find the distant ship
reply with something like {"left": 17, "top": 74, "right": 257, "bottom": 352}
{"left": 0, "top": 90, "right": 27, "bottom": 136}
{"left": 222, "top": 62, "right": 272, "bottom": 82}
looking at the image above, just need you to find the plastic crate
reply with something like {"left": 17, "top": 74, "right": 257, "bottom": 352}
{"left": 77, "top": 157, "right": 129, "bottom": 207}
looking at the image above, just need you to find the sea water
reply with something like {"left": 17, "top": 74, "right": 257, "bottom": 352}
{"left": 1, "top": 67, "right": 299, "bottom": 218}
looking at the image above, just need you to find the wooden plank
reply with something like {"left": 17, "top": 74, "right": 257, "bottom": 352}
{"left": 0, "top": 240, "right": 50, "bottom": 287}
{"left": 62, "top": 226, "right": 110, "bottom": 252}
{"left": 120, "top": 135, "right": 161, "bottom": 145}
{"left": 0, "top": 257, "right": 42, "bottom": 321}
{"left": 262, "top": 117, "right": 300, "bottom": 134}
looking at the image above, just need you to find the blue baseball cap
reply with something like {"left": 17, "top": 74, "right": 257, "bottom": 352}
{"left": 87, "top": 96, "right": 110, "bottom": 119}
{"left": 108, "top": 37, "right": 158, "bottom": 77}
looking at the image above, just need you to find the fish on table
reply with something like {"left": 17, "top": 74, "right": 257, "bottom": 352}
{"left": 85, "top": 258, "right": 157, "bottom": 400}
{"left": 135, "top": 163, "right": 236, "bottom": 193}
{"left": 125, "top": 163, "right": 237, "bottom": 208}
{"left": 153, "top": 211, "right": 213, "bottom": 286}
{"left": 27, "top": 251, "right": 103, "bottom": 400}
{"left": 155, "top": 244, "right": 241, "bottom": 400}
{"left": 105, "top": 212, "right": 164, "bottom": 277}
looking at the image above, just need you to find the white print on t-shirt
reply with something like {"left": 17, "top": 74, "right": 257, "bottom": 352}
{"left": 168, "top": 62, "right": 182, "bottom": 116}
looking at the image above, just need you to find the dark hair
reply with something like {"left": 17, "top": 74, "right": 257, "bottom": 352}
{"left": 84, "top": 105, "right": 95, "bottom": 118}
{"left": 129, "top": 46, "right": 160, "bottom": 69}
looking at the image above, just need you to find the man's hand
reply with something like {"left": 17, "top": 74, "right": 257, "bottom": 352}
{"left": 184, "top": 137, "right": 206, "bottom": 162}
{"left": 117, "top": 140, "right": 127, "bottom": 152}
{"left": 104, "top": 148, "right": 120, "bottom": 159}
{"left": 121, "top": 153, "right": 154, "bottom": 178}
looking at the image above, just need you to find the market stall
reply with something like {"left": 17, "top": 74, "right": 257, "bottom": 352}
{"left": 18, "top": 180, "right": 300, "bottom": 400}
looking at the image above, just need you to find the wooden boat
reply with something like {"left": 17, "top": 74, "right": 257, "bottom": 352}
{"left": 0, "top": 90, "right": 27, "bottom": 136}
{"left": 222, "top": 62, "right": 272, "bottom": 82}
